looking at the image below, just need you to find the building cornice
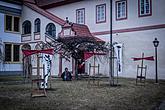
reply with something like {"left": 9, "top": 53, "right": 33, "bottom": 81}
{"left": 92, "top": 24, "right": 165, "bottom": 36}
{"left": 38, "top": 0, "right": 83, "bottom": 9}
{"left": 0, "top": 5, "right": 21, "bottom": 16}
{"left": 0, "top": 0, "right": 23, "bottom": 5}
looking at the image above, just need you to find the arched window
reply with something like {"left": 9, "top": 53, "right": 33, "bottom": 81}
{"left": 22, "top": 20, "right": 31, "bottom": 34}
{"left": 46, "top": 23, "right": 56, "bottom": 38}
{"left": 34, "top": 18, "right": 40, "bottom": 33}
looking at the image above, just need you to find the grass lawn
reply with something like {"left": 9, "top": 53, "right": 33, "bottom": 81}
{"left": 0, "top": 76, "right": 165, "bottom": 110}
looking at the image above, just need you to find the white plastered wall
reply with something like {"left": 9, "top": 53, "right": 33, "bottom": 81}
{"left": 21, "top": 5, "right": 64, "bottom": 76}
{"left": 47, "top": 0, "right": 165, "bottom": 34}
{"left": 95, "top": 28, "right": 165, "bottom": 79}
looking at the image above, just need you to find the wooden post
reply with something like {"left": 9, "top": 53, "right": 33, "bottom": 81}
{"left": 22, "top": 57, "right": 25, "bottom": 80}
{"left": 88, "top": 63, "right": 91, "bottom": 85}
{"left": 89, "top": 63, "right": 91, "bottom": 76}
{"left": 59, "top": 54, "right": 62, "bottom": 77}
{"left": 93, "top": 55, "right": 96, "bottom": 76}
{"left": 37, "top": 54, "right": 40, "bottom": 79}
{"left": 72, "top": 58, "right": 75, "bottom": 79}
{"left": 112, "top": 47, "right": 115, "bottom": 85}
{"left": 98, "top": 64, "right": 99, "bottom": 75}
{"left": 140, "top": 53, "right": 144, "bottom": 82}
{"left": 97, "top": 64, "right": 100, "bottom": 86}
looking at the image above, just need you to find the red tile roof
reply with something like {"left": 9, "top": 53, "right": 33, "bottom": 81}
{"left": 72, "top": 23, "right": 105, "bottom": 42}
{"left": 60, "top": 22, "right": 105, "bottom": 42}
{"left": 37, "top": 0, "right": 82, "bottom": 9}
{"left": 24, "top": 1, "right": 65, "bottom": 26}
{"left": 23, "top": 0, "right": 35, "bottom": 4}
{"left": 72, "top": 23, "right": 93, "bottom": 37}
{"left": 36, "top": 0, "right": 66, "bottom": 7}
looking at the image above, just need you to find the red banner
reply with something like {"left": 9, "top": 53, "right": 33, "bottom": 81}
{"left": 84, "top": 52, "right": 106, "bottom": 60}
{"left": 22, "top": 48, "right": 54, "bottom": 56}
{"left": 133, "top": 56, "right": 154, "bottom": 61}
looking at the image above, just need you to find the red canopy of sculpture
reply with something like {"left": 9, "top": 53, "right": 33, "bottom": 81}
{"left": 132, "top": 56, "right": 154, "bottom": 61}
{"left": 22, "top": 48, "right": 54, "bottom": 56}
{"left": 84, "top": 52, "right": 106, "bottom": 60}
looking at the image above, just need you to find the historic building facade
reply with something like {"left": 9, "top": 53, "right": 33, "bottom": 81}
{"left": 0, "top": 0, "right": 165, "bottom": 79}
{"left": 0, "top": 0, "right": 22, "bottom": 74}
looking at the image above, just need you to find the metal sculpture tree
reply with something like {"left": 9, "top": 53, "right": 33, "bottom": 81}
{"left": 46, "top": 35, "right": 109, "bottom": 79}
{"left": 46, "top": 20, "right": 108, "bottom": 59}
{"left": 45, "top": 19, "right": 109, "bottom": 79}
{"left": 50, "top": 36, "right": 108, "bottom": 59}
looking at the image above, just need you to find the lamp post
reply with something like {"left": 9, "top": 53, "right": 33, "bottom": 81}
{"left": 153, "top": 38, "right": 159, "bottom": 83}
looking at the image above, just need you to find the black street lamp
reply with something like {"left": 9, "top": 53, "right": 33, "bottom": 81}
{"left": 153, "top": 38, "right": 159, "bottom": 83}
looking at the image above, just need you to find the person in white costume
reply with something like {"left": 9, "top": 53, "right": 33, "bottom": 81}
{"left": 41, "top": 54, "right": 52, "bottom": 88}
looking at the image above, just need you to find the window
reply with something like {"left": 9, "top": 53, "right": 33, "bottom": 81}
{"left": 46, "top": 23, "right": 56, "bottom": 38}
{"left": 22, "top": 20, "right": 31, "bottom": 34}
{"left": 116, "top": 0, "right": 127, "bottom": 20}
{"left": 13, "top": 45, "right": 20, "bottom": 62}
{"left": 5, "top": 15, "right": 12, "bottom": 31}
{"left": 96, "top": 4, "right": 106, "bottom": 23}
{"left": 5, "top": 44, "right": 12, "bottom": 62}
{"left": 34, "top": 18, "right": 40, "bottom": 33}
{"left": 5, "top": 15, "right": 20, "bottom": 32}
{"left": 14, "top": 17, "right": 19, "bottom": 32}
{"left": 139, "top": 0, "right": 152, "bottom": 17}
{"left": 5, "top": 44, "right": 20, "bottom": 62}
{"left": 76, "top": 8, "right": 85, "bottom": 24}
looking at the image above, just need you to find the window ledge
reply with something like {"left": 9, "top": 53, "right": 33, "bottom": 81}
{"left": 4, "top": 30, "right": 20, "bottom": 34}
{"left": 116, "top": 17, "right": 127, "bottom": 21}
{"left": 21, "top": 34, "right": 31, "bottom": 37}
{"left": 139, "top": 13, "right": 152, "bottom": 17}
{"left": 96, "top": 20, "right": 106, "bottom": 24}
{"left": 4, "top": 62, "right": 22, "bottom": 64}
{"left": 34, "top": 32, "right": 40, "bottom": 35}
{"left": 45, "top": 33, "right": 55, "bottom": 39}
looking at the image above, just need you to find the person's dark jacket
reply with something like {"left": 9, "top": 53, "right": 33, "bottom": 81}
{"left": 61, "top": 71, "right": 72, "bottom": 81}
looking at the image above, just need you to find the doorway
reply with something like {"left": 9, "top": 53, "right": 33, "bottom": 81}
{"left": 77, "top": 52, "right": 85, "bottom": 74}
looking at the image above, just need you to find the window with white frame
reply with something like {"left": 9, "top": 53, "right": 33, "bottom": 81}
{"left": 139, "top": 0, "right": 151, "bottom": 16}
{"left": 5, "top": 15, "right": 20, "bottom": 32}
{"left": 22, "top": 20, "right": 31, "bottom": 34}
{"left": 116, "top": 0, "right": 127, "bottom": 20}
{"left": 34, "top": 18, "right": 40, "bottom": 33}
{"left": 5, "top": 43, "right": 20, "bottom": 62}
{"left": 76, "top": 8, "right": 85, "bottom": 24}
{"left": 46, "top": 23, "right": 56, "bottom": 38}
{"left": 96, "top": 4, "right": 106, "bottom": 23}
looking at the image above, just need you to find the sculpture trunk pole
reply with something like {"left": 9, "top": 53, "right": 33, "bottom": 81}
{"left": 109, "top": 0, "right": 113, "bottom": 85}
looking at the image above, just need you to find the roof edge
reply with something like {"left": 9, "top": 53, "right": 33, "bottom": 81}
{"left": 39, "top": 0, "right": 83, "bottom": 9}
{"left": 23, "top": 1, "right": 65, "bottom": 26}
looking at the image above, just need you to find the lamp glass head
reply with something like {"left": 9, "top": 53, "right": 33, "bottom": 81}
{"left": 153, "top": 38, "right": 159, "bottom": 47}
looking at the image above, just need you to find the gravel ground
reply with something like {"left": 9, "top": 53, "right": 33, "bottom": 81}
{"left": 0, "top": 76, "right": 165, "bottom": 110}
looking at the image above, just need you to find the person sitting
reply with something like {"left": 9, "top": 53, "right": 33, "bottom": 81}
{"left": 61, "top": 67, "right": 72, "bottom": 81}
